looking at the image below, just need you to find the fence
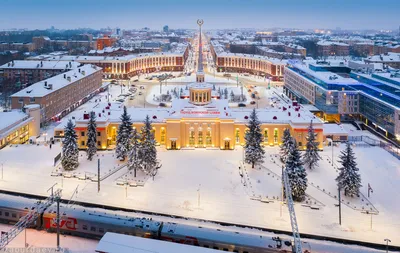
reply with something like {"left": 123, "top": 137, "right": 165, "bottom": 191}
{"left": 348, "top": 135, "right": 400, "bottom": 160}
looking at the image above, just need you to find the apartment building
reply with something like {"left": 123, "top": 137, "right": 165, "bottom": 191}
{"left": 11, "top": 64, "right": 103, "bottom": 123}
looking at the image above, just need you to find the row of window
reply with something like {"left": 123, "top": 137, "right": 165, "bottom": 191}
{"left": 0, "top": 210, "right": 18, "bottom": 219}
{"left": 81, "top": 131, "right": 102, "bottom": 137}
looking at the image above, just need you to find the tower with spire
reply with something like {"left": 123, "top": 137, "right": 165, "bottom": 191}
{"left": 196, "top": 19, "right": 205, "bottom": 83}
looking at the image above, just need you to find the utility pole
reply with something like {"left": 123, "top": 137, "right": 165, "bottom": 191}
{"left": 56, "top": 196, "right": 60, "bottom": 251}
{"left": 384, "top": 238, "right": 391, "bottom": 253}
{"left": 197, "top": 184, "right": 201, "bottom": 208}
{"left": 338, "top": 186, "right": 342, "bottom": 225}
{"left": 280, "top": 166, "right": 284, "bottom": 218}
{"left": 97, "top": 159, "right": 100, "bottom": 193}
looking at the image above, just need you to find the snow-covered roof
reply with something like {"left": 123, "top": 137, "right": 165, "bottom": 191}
{"left": 0, "top": 60, "right": 80, "bottom": 70}
{"left": 317, "top": 41, "right": 349, "bottom": 47}
{"left": 96, "top": 232, "right": 220, "bottom": 253}
{"left": 323, "top": 124, "right": 349, "bottom": 135}
{"left": 11, "top": 64, "right": 102, "bottom": 98}
{"left": 365, "top": 53, "right": 400, "bottom": 63}
{"left": 0, "top": 110, "right": 30, "bottom": 134}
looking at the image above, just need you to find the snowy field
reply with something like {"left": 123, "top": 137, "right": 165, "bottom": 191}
{"left": 0, "top": 140, "right": 400, "bottom": 247}
{"left": 0, "top": 224, "right": 97, "bottom": 252}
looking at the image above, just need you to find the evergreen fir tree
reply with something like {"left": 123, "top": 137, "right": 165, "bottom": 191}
{"left": 140, "top": 115, "right": 158, "bottom": 175}
{"left": 230, "top": 90, "right": 235, "bottom": 101}
{"left": 61, "top": 119, "right": 79, "bottom": 171}
{"left": 115, "top": 106, "right": 133, "bottom": 161}
{"left": 279, "top": 128, "right": 291, "bottom": 163}
{"left": 86, "top": 111, "right": 97, "bottom": 161}
{"left": 336, "top": 143, "right": 362, "bottom": 196}
{"left": 128, "top": 128, "right": 142, "bottom": 177}
{"left": 303, "top": 121, "right": 322, "bottom": 170}
{"left": 244, "top": 109, "right": 265, "bottom": 168}
{"left": 224, "top": 88, "right": 228, "bottom": 99}
{"left": 285, "top": 138, "right": 308, "bottom": 201}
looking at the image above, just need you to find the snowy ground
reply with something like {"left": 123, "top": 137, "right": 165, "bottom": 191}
{"left": 0, "top": 141, "right": 400, "bottom": 247}
{"left": 0, "top": 224, "right": 97, "bottom": 252}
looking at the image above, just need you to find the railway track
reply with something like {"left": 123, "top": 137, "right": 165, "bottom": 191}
{"left": 0, "top": 188, "right": 398, "bottom": 252}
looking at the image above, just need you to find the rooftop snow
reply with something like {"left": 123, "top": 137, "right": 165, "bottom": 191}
{"left": 0, "top": 110, "right": 29, "bottom": 132}
{"left": 0, "top": 60, "right": 80, "bottom": 70}
{"left": 11, "top": 64, "right": 101, "bottom": 98}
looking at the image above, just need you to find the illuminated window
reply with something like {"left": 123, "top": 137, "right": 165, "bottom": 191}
{"left": 189, "top": 128, "right": 195, "bottom": 146}
{"left": 206, "top": 128, "right": 212, "bottom": 145}
{"left": 274, "top": 129, "right": 278, "bottom": 143}
{"left": 235, "top": 129, "right": 240, "bottom": 144}
{"left": 264, "top": 129, "right": 268, "bottom": 143}
{"left": 160, "top": 128, "right": 166, "bottom": 144}
{"left": 198, "top": 130, "right": 203, "bottom": 145}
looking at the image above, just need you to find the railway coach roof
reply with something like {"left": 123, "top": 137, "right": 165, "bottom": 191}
{"left": 161, "top": 222, "right": 293, "bottom": 250}
{"left": 45, "top": 204, "right": 162, "bottom": 231}
{"left": 96, "top": 232, "right": 221, "bottom": 253}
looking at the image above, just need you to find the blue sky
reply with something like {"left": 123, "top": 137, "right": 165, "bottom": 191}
{"left": 0, "top": 0, "right": 399, "bottom": 30}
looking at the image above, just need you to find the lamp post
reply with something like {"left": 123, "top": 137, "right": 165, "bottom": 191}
{"left": 338, "top": 186, "right": 342, "bottom": 225}
{"left": 384, "top": 239, "right": 391, "bottom": 253}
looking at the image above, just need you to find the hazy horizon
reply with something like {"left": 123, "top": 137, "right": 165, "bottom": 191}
{"left": 0, "top": 0, "right": 399, "bottom": 31}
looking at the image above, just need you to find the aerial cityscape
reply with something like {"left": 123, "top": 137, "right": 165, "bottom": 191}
{"left": 0, "top": 0, "right": 399, "bottom": 252}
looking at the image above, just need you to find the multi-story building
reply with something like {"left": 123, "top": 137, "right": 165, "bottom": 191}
{"left": 284, "top": 60, "right": 400, "bottom": 140}
{"left": 88, "top": 47, "right": 161, "bottom": 56}
{"left": 210, "top": 41, "right": 286, "bottom": 81}
{"left": 11, "top": 64, "right": 103, "bottom": 123}
{"left": 317, "top": 41, "right": 350, "bottom": 56}
{"left": 0, "top": 60, "right": 80, "bottom": 87}
{"left": 352, "top": 42, "right": 375, "bottom": 56}
{"left": 96, "top": 36, "right": 117, "bottom": 50}
{"left": 0, "top": 42, "right": 36, "bottom": 52}
{"left": 28, "top": 45, "right": 189, "bottom": 79}
{"left": 364, "top": 53, "right": 400, "bottom": 69}
{"left": 32, "top": 36, "right": 95, "bottom": 50}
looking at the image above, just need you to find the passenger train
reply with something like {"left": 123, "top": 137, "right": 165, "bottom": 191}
{"left": 0, "top": 193, "right": 311, "bottom": 253}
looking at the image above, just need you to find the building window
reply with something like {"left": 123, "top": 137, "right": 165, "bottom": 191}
{"left": 97, "top": 141, "right": 101, "bottom": 146}
{"left": 274, "top": 129, "right": 278, "bottom": 144}
{"left": 206, "top": 128, "right": 212, "bottom": 146}
{"left": 97, "top": 132, "right": 101, "bottom": 137}
{"left": 235, "top": 129, "right": 240, "bottom": 144}
{"left": 81, "top": 141, "right": 85, "bottom": 146}
{"left": 81, "top": 131, "right": 85, "bottom": 137}
{"left": 29, "top": 97, "right": 35, "bottom": 103}
{"left": 160, "top": 128, "right": 166, "bottom": 144}
{"left": 264, "top": 129, "right": 268, "bottom": 144}
{"left": 189, "top": 128, "right": 195, "bottom": 146}
{"left": 198, "top": 129, "right": 203, "bottom": 145}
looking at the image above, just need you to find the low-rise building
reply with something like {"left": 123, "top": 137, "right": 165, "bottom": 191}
{"left": 0, "top": 105, "right": 40, "bottom": 149}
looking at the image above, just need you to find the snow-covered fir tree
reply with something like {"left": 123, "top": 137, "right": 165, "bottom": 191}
{"left": 303, "top": 121, "right": 321, "bottom": 170}
{"left": 279, "top": 128, "right": 291, "bottom": 163}
{"left": 244, "top": 109, "right": 265, "bottom": 168}
{"left": 115, "top": 106, "right": 133, "bottom": 161}
{"left": 230, "top": 90, "right": 234, "bottom": 101}
{"left": 61, "top": 119, "right": 79, "bottom": 171}
{"left": 285, "top": 137, "right": 308, "bottom": 201}
{"left": 336, "top": 143, "right": 362, "bottom": 196}
{"left": 224, "top": 88, "right": 228, "bottom": 99}
{"left": 86, "top": 111, "right": 97, "bottom": 161}
{"left": 140, "top": 115, "right": 158, "bottom": 175}
{"left": 127, "top": 128, "right": 142, "bottom": 177}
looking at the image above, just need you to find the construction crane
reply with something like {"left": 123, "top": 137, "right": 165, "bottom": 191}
{"left": 0, "top": 188, "right": 62, "bottom": 249}
{"left": 282, "top": 169, "right": 303, "bottom": 253}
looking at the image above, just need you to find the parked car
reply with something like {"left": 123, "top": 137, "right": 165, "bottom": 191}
{"left": 140, "top": 86, "right": 145, "bottom": 89}
{"left": 238, "top": 103, "right": 246, "bottom": 107}
{"left": 159, "top": 102, "right": 167, "bottom": 107}
{"left": 138, "top": 92, "right": 143, "bottom": 95}
{"left": 116, "top": 99, "right": 125, "bottom": 102}
{"left": 250, "top": 101, "right": 256, "bottom": 105}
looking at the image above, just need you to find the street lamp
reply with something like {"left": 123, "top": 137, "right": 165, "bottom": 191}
{"left": 384, "top": 239, "right": 391, "bottom": 253}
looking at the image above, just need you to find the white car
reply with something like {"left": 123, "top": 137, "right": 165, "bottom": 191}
{"left": 138, "top": 92, "right": 143, "bottom": 95}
